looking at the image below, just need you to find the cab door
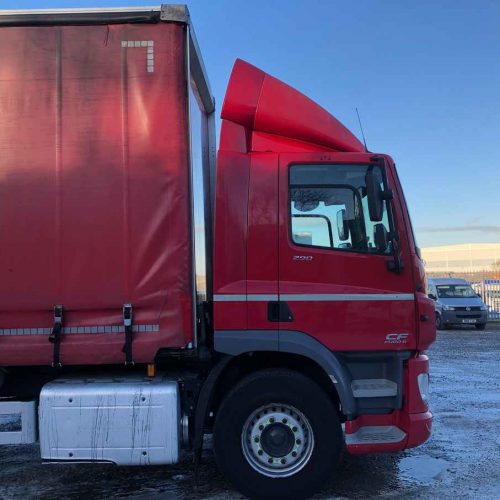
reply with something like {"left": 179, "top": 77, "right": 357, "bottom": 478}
{"left": 278, "top": 152, "right": 417, "bottom": 351}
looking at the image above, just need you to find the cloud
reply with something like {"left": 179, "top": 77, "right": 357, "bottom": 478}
{"left": 417, "top": 225, "right": 500, "bottom": 234}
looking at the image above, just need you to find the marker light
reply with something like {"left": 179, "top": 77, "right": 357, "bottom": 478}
{"left": 417, "top": 373, "right": 430, "bottom": 405}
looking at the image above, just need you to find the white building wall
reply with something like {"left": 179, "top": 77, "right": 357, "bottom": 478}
{"left": 422, "top": 243, "right": 500, "bottom": 274}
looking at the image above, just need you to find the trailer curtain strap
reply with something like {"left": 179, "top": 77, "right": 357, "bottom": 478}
{"left": 48, "top": 305, "right": 63, "bottom": 368}
{"left": 121, "top": 304, "right": 134, "bottom": 365}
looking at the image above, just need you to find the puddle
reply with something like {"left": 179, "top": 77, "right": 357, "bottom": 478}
{"left": 398, "top": 455, "right": 449, "bottom": 485}
{"left": 172, "top": 474, "right": 188, "bottom": 481}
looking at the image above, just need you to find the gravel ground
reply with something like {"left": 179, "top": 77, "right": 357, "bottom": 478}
{"left": 0, "top": 325, "right": 499, "bottom": 499}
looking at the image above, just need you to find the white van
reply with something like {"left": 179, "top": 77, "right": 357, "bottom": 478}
{"left": 427, "top": 278, "right": 488, "bottom": 330}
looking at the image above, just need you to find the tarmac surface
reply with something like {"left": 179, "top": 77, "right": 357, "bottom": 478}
{"left": 0, "top": 325, "right": 499, "bottom": 499}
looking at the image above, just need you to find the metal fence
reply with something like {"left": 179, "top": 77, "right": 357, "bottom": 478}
{"left": 427, "top": 270, "right": 500, "bottom": 321}
{"left": 475, "top": 280, "right": 500, "bottom": 320}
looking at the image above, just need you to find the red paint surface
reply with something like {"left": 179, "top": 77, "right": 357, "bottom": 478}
{"left": 222, "top": 59, "right": 365, "bottom": 153}
{"left": 246, "top": 153, "right": 279, "bottom": 330}
{"left": 277, "top": 152, "right": 417, "bottom": 351}
{"left": 0, "top": 23, "right": 193, "bottom": 365}
{"left": 213, "top": 150, "right": 250, "bottom": 331}
{"left": 216, "top": 59, "right": 435, "bottom": 353}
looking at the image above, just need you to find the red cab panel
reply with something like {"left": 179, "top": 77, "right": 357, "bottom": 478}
{"left": 278, "top": 152, "right": 418, "bottom": 351}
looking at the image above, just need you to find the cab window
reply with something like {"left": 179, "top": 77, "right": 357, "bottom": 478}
{"left": 290, "top": 163, "right": 392, "bottom": 254}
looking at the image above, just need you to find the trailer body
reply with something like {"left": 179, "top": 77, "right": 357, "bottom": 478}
{"left": 0, "top": 7, "right": 213, "bottom": 365}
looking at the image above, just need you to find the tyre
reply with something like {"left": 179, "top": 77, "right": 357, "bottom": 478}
{"left": 213, "top": 368, "right": 343, "bottom": 500}
{"left": 475, "top": 323, "right": 486, "bottom": 330}
{"left": 436, "top": 313, "right": 446, "bottom": 330}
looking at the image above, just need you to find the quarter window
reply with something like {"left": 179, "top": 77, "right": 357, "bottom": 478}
{"left": 290, "top": 164, "right": 392, "bottom": 254}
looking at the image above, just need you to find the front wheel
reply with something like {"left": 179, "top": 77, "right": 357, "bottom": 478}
{"left": 213, "top": 369, "right": 343, "bottom": 500}
{"left": 436, "top": 313, "right": 446, "bottom": 330}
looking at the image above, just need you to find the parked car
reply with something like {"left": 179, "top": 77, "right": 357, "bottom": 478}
{"left": 428, "top": 278, "right": 488, "bottom": 330}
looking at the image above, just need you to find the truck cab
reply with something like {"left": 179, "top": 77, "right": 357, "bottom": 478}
{"left": 209, "top": 60, "right": 435, "bottom": 496}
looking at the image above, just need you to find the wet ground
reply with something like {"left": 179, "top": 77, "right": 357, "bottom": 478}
{"left": 1, "top": 325, "right": 499, "bottom": 499}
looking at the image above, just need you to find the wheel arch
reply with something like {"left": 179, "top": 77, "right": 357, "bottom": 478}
{"left": 210, "top": 351, "right": 342, "bottom": 420}
{"left": 192, "top": 330, "right": 355, "bottom": 461}
{"left": 213, "top": 330, "right": 356, "bottom": 418}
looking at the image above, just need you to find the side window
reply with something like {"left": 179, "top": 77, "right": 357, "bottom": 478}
{"left": 289, "top": 164, "right": 392, "bottom": 254}
{"left": 291, "top": 214, "right": 333, "bottom": 247}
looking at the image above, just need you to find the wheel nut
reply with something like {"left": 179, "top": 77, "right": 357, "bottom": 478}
{"left": 270, "top": 417, "right": 275, "bottom": 423}
{"left": 258, "top": 450, "right": 263, "bottom": 456}
{"left": 268, "top": 458, "right": 273, "bottom": 464}
{"left": 296, "top": 439, "right": 301, "bottom": 445}
{"left": 291, "top": 451, "right": 297, "bottom": 457}
{"left": 281, "top": 458, "right": 286, "bottom": 464}
{"left": 254, "top": 437, "right": 259, "bottom": 443}
{"left": 292, "top": 426, "right": 298, "bottom": 432}
{"left": 282, "top": 418, "right": 288, "bottom": 424}
{"left": 259, "top": 424, "right": 264, "bottom": 431}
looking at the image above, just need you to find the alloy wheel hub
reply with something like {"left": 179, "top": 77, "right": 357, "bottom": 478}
{"left": 241, "top": 403, "right": 314, "bottom": 478}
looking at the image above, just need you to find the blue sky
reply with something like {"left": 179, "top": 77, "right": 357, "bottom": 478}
{"left": 5, "top": 0, "right": 500, "bottom": 248}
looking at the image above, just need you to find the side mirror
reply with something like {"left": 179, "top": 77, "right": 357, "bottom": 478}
{"left": 373, "top": 223, "right": 388, "bottom": 253}
{"left": 428, "top": 293, "right": 437, "bottom": 300}
{"left": 336, "top": 209, "right": 349, "bottom": 241}
{"left": 476, "top": 292, "right": 482, "bottom": 299}
{"left": 365, "top": 167, "right": 393, "bottom": 222}
{"left": 365, "top": 169, "right": 384, "bottom": 222}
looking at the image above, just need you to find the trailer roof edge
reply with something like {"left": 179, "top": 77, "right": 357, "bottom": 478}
{"left": 0, "top": 4, "right": 214, "bottom": 114}
{"left": 0, "top": 5, "right": 189, "bottom": 26}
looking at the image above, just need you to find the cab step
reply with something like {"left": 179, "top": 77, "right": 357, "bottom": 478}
{"left": 351, "top": 378, "right": 398, "bottom": 398}
{"left": 345, "top": 425, "right": 406, "bottom": 445}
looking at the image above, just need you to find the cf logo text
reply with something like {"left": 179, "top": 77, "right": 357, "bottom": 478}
{"left": 385, "top": 333, "right": 409, "bottom": 344}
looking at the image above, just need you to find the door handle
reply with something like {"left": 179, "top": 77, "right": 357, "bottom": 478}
{"left": 268, "top": 301, "right": 293, "bottom": 322}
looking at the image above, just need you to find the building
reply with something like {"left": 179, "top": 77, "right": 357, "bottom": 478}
{"left": 421, "top": 243, "right": 500, "bottom": 275}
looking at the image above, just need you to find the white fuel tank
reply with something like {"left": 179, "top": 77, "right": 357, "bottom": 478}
{"left": 39, "top": 376, "right": 180, "bottom": 465}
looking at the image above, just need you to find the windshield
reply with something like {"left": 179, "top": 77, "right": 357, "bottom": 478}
{"left": 436, "top": 285, "right": 477, "bottom": 299}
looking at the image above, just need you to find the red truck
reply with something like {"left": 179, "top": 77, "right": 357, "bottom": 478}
{"left": 0, "top": 5, "right": 435, "bottom": 499}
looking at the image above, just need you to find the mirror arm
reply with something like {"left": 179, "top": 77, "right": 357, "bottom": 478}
{"left": 386, "top": 237, "right": 404, "bottom": 274}
{"left": 368, "top": 156, "right": 402, "bottom": 273}
{"left": 381, "top": 189, "right": 394, "bottom": 201}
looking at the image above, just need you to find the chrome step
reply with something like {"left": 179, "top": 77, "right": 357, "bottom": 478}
{"left": 351, "top": 378, "right": 398, "bottom": 398}
{"left": 345, "top": 425, "right": 406, "bottom": 445}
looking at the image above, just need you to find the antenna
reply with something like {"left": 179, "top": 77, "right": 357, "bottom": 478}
{"left": 356, "top": 107, "right": 368, "bottom": 152}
